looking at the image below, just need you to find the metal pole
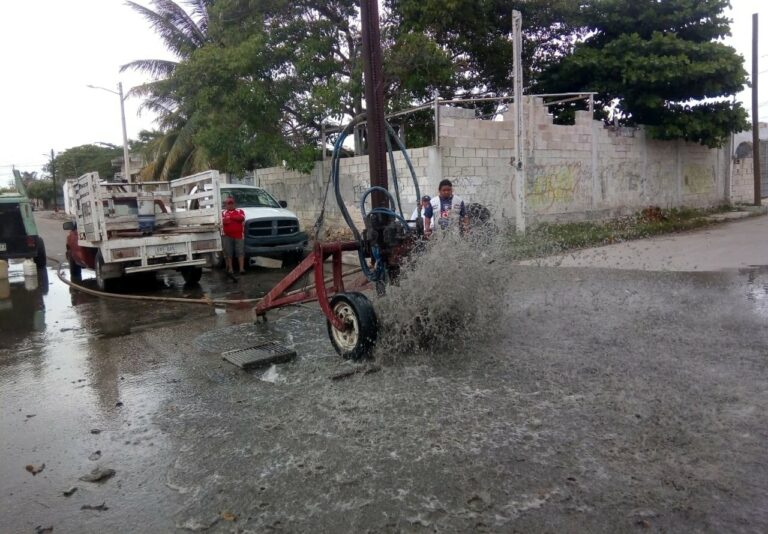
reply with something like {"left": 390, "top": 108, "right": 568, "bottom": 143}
{"left": 359, "top": 0, "right": 388, "bottom": 209}
{"left": 50, "top": 149, "right": 57, "bottom": 213}
{"left": 752, "top": 13, "right": 761, "bottom": 205}
{"left": 434, "top": 96, "right": 440, "bottom": 147}
{"left": 512, "top": 10, "right": 525, "bottom": 233}
{"left": 118, "top": 82, "right": 131, "bottom": 183}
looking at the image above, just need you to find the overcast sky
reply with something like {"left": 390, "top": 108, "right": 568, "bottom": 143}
{"left": 0, "top": 0, "right": 766, "bottom": 187}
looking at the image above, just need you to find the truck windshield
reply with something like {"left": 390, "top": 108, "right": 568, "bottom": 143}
{"left": 221, "top": 188, "right": 280, "bottom": 208}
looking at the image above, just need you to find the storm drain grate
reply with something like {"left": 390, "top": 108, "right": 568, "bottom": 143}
{"left": 222, "top": 341, "right": 297, "bottom": 370}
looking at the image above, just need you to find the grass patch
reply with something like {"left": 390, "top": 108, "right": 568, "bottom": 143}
{"left": 504, "top": 205, "right": 733, "bottom": 260}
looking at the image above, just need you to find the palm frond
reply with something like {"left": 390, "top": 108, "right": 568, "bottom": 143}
{"left": 150, "top": 0, "right": 207, "bottom": 48}
{"left": 183, "top": 0, "right": 211, "bottom": 35}
{"left": 120, "top": 59, "right": 178, "bottom": 79}
{"left": 124, "top": 0, "right": 203, "bottom": 58}
{"left": 161, "top": 120, "right": 198, "bottom": 180}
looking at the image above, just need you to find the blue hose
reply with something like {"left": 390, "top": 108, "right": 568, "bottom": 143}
{"left": 330, "top": 118, "right": 424, "bottom": 282}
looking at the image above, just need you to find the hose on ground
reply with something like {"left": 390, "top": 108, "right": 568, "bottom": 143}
{"left": 50, "top": 257, "right": 363, "bottom": 307}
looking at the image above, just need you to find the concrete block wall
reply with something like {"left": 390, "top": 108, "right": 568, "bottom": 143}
{"left": 438, "top": 106, "right": 515, "bottom": 217}
{"left": 731, "top": 158, "right": 755, "bottom": 204}
{"left": 248, "top": 98, "right": 751, "bottom": 234}
{"left": 253, "top": 147, "right": 434, "bottom": 238}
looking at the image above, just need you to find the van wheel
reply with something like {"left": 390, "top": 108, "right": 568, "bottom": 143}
{"left": 95, "top": 251, "right": 117, "bottom": 292}
{"left": 66, "top": 249, "right": 82, "bottom": 282}
{"left": 35, "top": 237, "right": 47, "bottom": 269}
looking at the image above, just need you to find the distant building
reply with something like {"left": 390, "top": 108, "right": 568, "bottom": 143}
{"left": 111, "top": 154, "right": 145, "bottom": 182}
{"left": 731, "top": 123, "right": 768, "bottom": 198}
{"left": 732, "top": 122, "right": 768, "bottom": 158}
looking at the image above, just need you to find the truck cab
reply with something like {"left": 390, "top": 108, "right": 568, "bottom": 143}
{"left": 219, "top": 184, "right": 308, "bottom": 262}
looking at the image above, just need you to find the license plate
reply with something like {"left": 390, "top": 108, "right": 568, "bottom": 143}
{"left": 150, "top": 243, "right": 183, "bottom": 256}
{"left": 0, "top": 242, "right": 6, "bottom": 251}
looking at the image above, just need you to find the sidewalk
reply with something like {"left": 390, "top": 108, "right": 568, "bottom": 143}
{"left": 521, "top": 212, "right": 768, "bottom": 272}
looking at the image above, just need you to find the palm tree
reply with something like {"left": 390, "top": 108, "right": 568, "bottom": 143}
{"left": 121, "top": 0, "right": 213, "bottom": 180}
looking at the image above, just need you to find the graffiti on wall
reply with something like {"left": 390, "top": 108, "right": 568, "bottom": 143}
{"left": 526, "top": 161, "right": 584, "bottom": 210}
{"left": 683, "top": 164, "right": 714, "bottom": 194}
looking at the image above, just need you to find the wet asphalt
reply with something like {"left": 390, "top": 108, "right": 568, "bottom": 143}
{"left": 2, "top": 220, "right": 768, "bottom": 532}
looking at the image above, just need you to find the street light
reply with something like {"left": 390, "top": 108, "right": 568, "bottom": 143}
{"left": 86, "top": 82, "right": 131, "bottom": 183}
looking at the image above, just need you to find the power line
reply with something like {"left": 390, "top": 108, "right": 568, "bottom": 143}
{"left": 0, "top": 162, "right": 47, "bottom": 167}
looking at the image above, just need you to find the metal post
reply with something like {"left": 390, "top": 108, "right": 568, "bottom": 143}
{"left": 590, "top": 94, "right": 599, "bottom": 206}
{"left": 118, "top": 82, "right": 131, "bottom": 183}
{"left": 512, "top": 10, "right": 525, "bottom": 233}
{"left": 359, "top": 0, "right": 388, "bottom": 209}
{"left": 321, "top": 122, "right": 326, "bottom": 163}
{"left": 752, "top": 13, "right": 761, "bottom": 205}
{"left": 50, "top": 149, "right": 57, "bottom": 212}
{"left": 434, "top": 96, "right": 440, "bottom": 147}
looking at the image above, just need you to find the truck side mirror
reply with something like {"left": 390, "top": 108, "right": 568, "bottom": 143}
{"left": 62, "top": 221, "right": 75, "bottom": 231}
{"left": 279, "top": 200, "right": 288, "bottom": 208}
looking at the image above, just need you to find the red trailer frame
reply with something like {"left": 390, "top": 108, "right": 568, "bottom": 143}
{"left": 253, "top": 241, "right": 369, "bottom": 331}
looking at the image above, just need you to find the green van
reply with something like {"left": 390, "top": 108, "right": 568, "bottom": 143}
{"left": 0, "top": 171, "right": 46, "bottom": 268}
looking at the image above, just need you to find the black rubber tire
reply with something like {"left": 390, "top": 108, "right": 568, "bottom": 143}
{"left": 95, "top": 251, "right": 118, "bottom": 292}
{"left": 326, "top": 292, "right": 378, "bottom": 361}
{"left": 66, "top": 249, "right": 82, "bottom": 282}
{"left": 34, "top": 236, "right": 47, "bottom": 269}
{"left": 181, "top": 266, "right": 203, "bottom": 285}
{"left": 282, "top": 249, "right": 305, "bottom": 266}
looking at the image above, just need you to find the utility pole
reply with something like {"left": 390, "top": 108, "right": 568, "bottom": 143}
{"left": 86, "top": 82, "right": 131, "bottom": 183}
{"left": 359, "top": 0, "right": 387, "bottom": 210}
{"left": 512, "top": 10, "right": 526, "bottom": 233}
{"left": 118, "top": 82, "right": 131, "bottom": 183}
{"left": 752, "top": 13, "right": 761, "bottom": 205}
{"left": 47, "top": 149, "right": 58, "bottom": 212}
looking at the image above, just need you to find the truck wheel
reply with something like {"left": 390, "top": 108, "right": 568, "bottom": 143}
{"left": 181, "top": 266, "right": 203, "bottom": 285}
{"left": 35, "top": 237, "right": 47, "bottom": 269}
{"left": 283, "top": 249, "right": 305, "bottom": 265}
{"left": 66, "top": 249, "right": 82, "bottom": 282}
{"left": 326, "top": 292, "right": 378, "bottom": 361}
{"left": 95, "top": 251, "right": 117, "bottom": 292}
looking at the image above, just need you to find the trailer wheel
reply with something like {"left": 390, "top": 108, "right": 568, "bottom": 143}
{"left": 66, "top": 249, "right": 82, "bottom": 282}
{"left": 95, "top": 251, "right": 117, "bottom": 292}
{"left": 326, "top": 292, "right": 378, "bottom": 360}
{"left": 181, "top": 266, "right": 203, "bottom": 285}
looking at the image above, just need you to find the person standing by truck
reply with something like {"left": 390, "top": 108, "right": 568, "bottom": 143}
{"left": 221, "top": 196, "right": 246, "bottom": 277}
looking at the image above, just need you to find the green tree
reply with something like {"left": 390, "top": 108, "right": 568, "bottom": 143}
{"left": 163, "top": 0, "right": 368, "bottom": 172}
{"left": 26, "top": 179, "right": 55, "bottom": 207}
{"left": 52, "top": 144, "right": 123, "bottom": 180}
{"left": 386, "top": 0, "right": 584, "bottom": 99}
{"left": 121, "top": 0, "right": 214, "bottom": 180}
{"left": 538, "top": 0, "right": 748, "bottom": 147}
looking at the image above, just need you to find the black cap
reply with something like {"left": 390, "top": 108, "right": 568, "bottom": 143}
{"left": 421, "top": 195, "right": 431, "bottom": 202}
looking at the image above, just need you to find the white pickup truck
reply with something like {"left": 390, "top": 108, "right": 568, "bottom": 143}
{"left": 63, "top": 171, "right": 222, "bottom": 290}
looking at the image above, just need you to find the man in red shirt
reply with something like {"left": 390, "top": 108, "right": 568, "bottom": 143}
{"left": 221, "top": 196, "right": 246, "bottom": 276}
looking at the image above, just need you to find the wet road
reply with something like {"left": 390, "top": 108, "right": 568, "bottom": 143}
{"left": 2, "top": 217, "right": 768, "bottom": 532}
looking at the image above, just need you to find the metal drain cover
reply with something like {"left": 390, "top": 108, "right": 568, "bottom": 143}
{"left": 222, "top": 341, "right": 297, "bottom": 370}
